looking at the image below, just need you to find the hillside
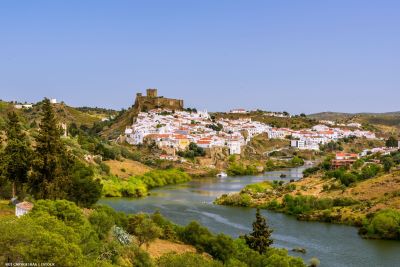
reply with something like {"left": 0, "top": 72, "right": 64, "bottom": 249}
{"left": 0, "top": 100, "right": 115, "bottom": 130}
{"left": 309, "top": 111, "right": 400, "bottom": 135}
{"left": 214, "top": 111, "right": 318, "bottom": 129}
{"left": 101, "top": 106, "right": 138, "bottom": 139}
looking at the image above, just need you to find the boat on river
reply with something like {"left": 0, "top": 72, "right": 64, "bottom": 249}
{"left": 216, "top": 172, "right": 228, "bottom": 177}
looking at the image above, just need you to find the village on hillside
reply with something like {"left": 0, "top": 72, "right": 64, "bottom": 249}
{"left": 123, "top": 89, "right": 381, "bottom": 162}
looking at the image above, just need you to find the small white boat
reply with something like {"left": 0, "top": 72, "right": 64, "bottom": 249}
{"left": 216, "top": 172, "right": 228, "bottom": 178}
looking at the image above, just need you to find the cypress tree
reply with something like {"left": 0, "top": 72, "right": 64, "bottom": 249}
{"left": 29, "top": 98, "right": 102, "bottom": 207}
{"left": 30, "top": 98, "right": 73, "bottom": 199}
{"left": 244, "top": 208, "right": 273, "bottom": 254}
{"left": 2, "top": 112, "right": 32, "bottom": 198}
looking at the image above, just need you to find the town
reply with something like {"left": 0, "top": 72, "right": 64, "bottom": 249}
{"left": 123, "top": 90, "right": 379, "bottom": 162}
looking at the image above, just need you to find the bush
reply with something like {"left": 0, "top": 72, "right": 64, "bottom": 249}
{"left": 101, "top": 169, "right": 191, "bottom": 197}
{"left": 303, "top": 167, "right": 320, "bottom": 178}
{"left": 360, "top": 209, "right": 400, "bottom": 240}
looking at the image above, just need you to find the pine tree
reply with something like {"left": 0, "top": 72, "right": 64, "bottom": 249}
{"left": 2, "top": 112, "right": 32, "bottom": 198}
{"left": 29, "top": 98, "right": 102, "bottom": 207}
{"left": 30, "top": 98, "right": 73, "bottom": 199}
{"left": 244, "top": 208, "right": 273, "bottom": 254}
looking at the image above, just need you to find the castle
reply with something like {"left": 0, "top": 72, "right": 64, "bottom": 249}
{"left": 134, "top": 89, "right": 184, "bottom": 112}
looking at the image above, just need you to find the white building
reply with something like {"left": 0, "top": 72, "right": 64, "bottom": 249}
{"left": 15, "top": 201, "right": 34, "bottom": 217}
{"left": 50, "top": 98, "right": 57, "bottom": 104}
{"left": 14, "top": 104, "right": 33, "bottom": 109}
{"left": 227, "top": 140, "right": 241, "bottom": 154}
{"left": 230, "top": 109, "right": 247, "bottom": 114}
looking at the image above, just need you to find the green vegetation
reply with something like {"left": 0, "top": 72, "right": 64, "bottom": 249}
{"left": 360, "top": 209, "right": 400, "bottom": 240}
{"left": 280, "top": 195, "right": 359, "bottom": 216}
{"left": 102, "top": 169, "right": 191, "bottom": 197}
{"left": 0, "top": 199, "right": 306, "bottom": 266}
{"left": 244, "top": 209, "right": 273, "bottom": 254}
{"left": 177, "top": 142, "right": 205, "bottom": 159}
{"left": 386, "top": 136, "right": 398, "bottom": 148}
{"left": 227, "top": 162, "right": 259, "bottom": 176}
{"left": 214, "top": 111, "right": 318, "bottom": 130}
{"left": 0, "top": 99, "right": 102, "bottom": 207}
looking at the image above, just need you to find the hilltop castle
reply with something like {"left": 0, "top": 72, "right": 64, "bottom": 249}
{"left": 134, "top": 89, "right": 184, "bottom": 112}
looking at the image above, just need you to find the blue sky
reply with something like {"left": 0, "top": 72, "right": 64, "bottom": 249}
{"left": 0, "top": 1, "right": 399, "bottom": 114}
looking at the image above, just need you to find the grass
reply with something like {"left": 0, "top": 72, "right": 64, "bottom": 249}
{"left": 104, "top": 159, "right": 152, "bottom": 179}
{"left": 0, "top": 200, "right": 14, "bottom": 218}
{"left": 144, "top": 239, "right": 197, "bottom": 259}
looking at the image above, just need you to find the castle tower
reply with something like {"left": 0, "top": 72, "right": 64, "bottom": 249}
{"left": 146, "top": 88, "right": 158, "bottom": 98}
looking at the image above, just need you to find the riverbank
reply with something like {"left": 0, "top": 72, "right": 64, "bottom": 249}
{"left": 215, "top": 170, "right": 400, "bottom": 240}
{"left": 101, "top": 168, "right": 191, "bottom": 197}
{"left": 100, "top": 170, "right": 400, "bottom": 267}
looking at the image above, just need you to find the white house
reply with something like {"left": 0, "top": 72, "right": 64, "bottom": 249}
{"left": 14, "top": 104, "right": 33, "bottom": 109}
{"left": 50, "top": 98, "right": 57, "bottom": 104}
{"left": 227, "top": 140, "right": 241, "bottom": 154}
{"left": 15, "top": 201, "right": 34, "bottom": 217}
{"left": 230, "top": 109, "right": 247, "bottom": 114}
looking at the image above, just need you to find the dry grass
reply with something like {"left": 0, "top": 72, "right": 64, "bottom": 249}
{"left": 0, "top": 200, "right": 14, "bottom": 218}
{"left": 105, "top": 159, "right": 152, "bottom": 179}
{"left": 144, "top": 239, "right": 197, "bottom": 259}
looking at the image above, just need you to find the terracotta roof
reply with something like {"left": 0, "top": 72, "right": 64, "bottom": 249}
{"left": 16, "top": 201, "right": 34, "bottom": 211}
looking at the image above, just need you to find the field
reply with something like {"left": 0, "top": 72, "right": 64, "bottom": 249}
{"left": 0, "top": 200, "right": 14, "bottom": 218}
{"left": 144, "top": 239, "right": 197, "bottom": 259}
{"left": 104, "top": 159, "right": 152, "bottom": 179}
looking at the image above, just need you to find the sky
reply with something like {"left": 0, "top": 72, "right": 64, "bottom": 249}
{"left": 0, "top": 1, "right": 399, "bottom": 114}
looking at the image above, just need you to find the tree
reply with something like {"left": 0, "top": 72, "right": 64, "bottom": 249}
{"left": 30, "top": 98, "right": 72, "bottom": 199}
{"left": 386, "top": 136, "right": 398, "bottom": 148}
{"left": 67, "top": 161, "right": 102, "bottom": 207}
{"left": 133, "top": 218, "right": 162, "bottom": 248}
{"left": 244, "top": 209, "right": 273, "bottom": 254}
{"left": 2, "top": 112, "right": 32, "bottom": 198}
{"left": 382, "top": 157, "right": 394, "bottom": 173}
{"left": 28, "top": 99, "right": 101, "bottom": 207}
{"left": 0, "top": 215, "right": 85, "bottom": 266}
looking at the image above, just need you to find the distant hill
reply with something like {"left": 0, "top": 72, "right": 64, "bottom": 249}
{"left": 309, "top": 111, "right": 400, "bottom": 120}
{"left": 309, "top": 111, "right": 400, "bottom": 135}
{"left": 0, "top": 100, "right": 117, "bottom": 130}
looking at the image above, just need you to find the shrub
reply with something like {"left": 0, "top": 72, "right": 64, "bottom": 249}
{"left": 361, "top": 209, "right": 400, "bottom": 240}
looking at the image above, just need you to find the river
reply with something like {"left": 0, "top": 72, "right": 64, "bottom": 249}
{"left": 100, "top": 167, "right": 400, "bottom": 267}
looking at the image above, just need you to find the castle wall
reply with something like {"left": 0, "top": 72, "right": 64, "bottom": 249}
{"left": 134, "top": 94, "right": 184, "bottom": 112}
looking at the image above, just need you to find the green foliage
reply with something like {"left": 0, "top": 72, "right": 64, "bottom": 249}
{"left": 215, "top": 193, "right": 252, "bottom": 207}
{"left": 26, "top": 99, "right": 101, "bottom": 207}
{"left": 320, "top": 141, "right": 343, "bottom": 152}
{"left": 385, "top": 136, "right": 398, "bottom": 148}
{"left": 360, "top": 209, "right": 400, "bottom": 240}
{"left": 177, "top": 142, "right": 206, "bottom": 159}
{"left": 244, "top": 209, "right": 273, "bottom": 254}
{"left": 382, "top": 156, "right": 394, "bottom": 172}
{"left": 178, "top": 221, "right": 236, "bottom": 263}
{"left": 290, "top": 156, "right": 304, "bottom": 167}
{"left": 227, "top": 162, "right": 258, "bottom": 176}
{"left": 89, "top": 209, "right": 115, "bottom": 240}
{"left": 243, "top": 181, "right": 273, "bottom": 193}
{"left": 281, "top": 195, "right": 358, "bottom": 215}
{"left": 325, "top": 163, "right": 382, "bottom": 186}
{"left": 102, "top": 169, "right": 191, "bottom": 197}
{"left": 0, "top": 112, "right": 32, "bottom": 198}
{"left": 0, "top": 215, "right": 85, "bottom": 266}
{"left": 127, "top": 214, "right": 162, "bottom": 248}
{"left": 302, "top": 166, "right": 320, "bottom": 178}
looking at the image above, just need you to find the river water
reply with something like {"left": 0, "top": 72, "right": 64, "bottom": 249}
{"left": 100, "top": 167, "right": 400, "bottom": 267}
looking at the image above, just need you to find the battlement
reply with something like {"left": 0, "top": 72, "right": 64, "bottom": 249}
{"left": 134, "top": 89, "right": 184, "bottom": 112}
{"left": 146, "top": 88, "right": 158, "bottom": 98}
